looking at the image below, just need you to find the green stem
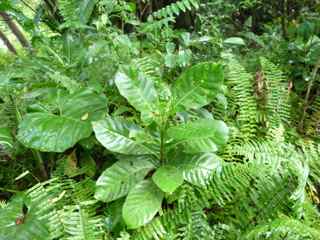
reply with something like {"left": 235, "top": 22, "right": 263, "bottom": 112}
{"left": 0, "top": 187, "right": 20, "bottom": 193}
{"left": 159, "top": 115, "right": 169, "bottom": 165}
{"left": 160, "top": 128, "right": 165, "bottom": 165}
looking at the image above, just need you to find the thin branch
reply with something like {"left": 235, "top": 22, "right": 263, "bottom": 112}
{"left": 20, "top": 0, "right": 36, "bottom": 13}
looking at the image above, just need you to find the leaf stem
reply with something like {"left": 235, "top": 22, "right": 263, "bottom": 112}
{"left": 159, "top": 114, "right": 168, "bottom": 165}
{"left": 32, "top": 150, "right": 48, "bottom": 180}
{"left": 160, "top": 128, "right": 165, "bottom": 165}
{"left": 0, "top": 187, "right": 20, "bottom": 193}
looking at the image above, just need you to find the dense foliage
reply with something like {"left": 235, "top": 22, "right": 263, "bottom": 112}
{"left": 0, "top": 0, "right": 320, "bottom": 239}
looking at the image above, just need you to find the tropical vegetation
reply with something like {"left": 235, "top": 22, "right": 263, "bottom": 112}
{"left": 0, "top": 0, "right": 320, "bottom": 239}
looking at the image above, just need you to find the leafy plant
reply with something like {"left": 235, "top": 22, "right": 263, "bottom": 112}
{"left": 93, "top": 61, "right": 229, "bottom": 228}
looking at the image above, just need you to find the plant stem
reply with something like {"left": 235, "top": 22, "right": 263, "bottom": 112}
{"left": 160, "top": 128, "right": 165, "bottom": 165}
{"left": 299, "top": 59, "right": 320, "bottom": 132}
{"left": 32, "top": 150, "right": 48, "bottom": 180}
{"left": 0, "top": 187, "right": 20, "bottom": 193}
{"left": 159, "top": 114, "right": 168, "bottom": 165}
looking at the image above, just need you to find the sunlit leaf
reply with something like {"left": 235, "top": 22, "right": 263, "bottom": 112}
{"left": 123, "top": 180, "right": 164, "bottom": 229}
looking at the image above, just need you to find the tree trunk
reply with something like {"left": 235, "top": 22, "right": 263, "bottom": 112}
{"left": 0, "top": 29, "right": 17, "bottom": 54}
{"left": 0, "top": 11, "right": 31, "bottom": 49}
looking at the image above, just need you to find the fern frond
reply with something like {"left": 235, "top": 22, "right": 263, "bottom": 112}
{"left": 306, "top": 96, "right": 320, "bottom": 137}
{"left": 0, "top": 178, "right": 105, "bottom": 240}
{"left": 0, "top": 98, "right": 17, "bottom": 129}
{"left": 179, "top": 210, "right": 214, "bottom": 240}
{"left": 260, "top": 57, "right": 291, "bottom": 137}
{"left": 225, "top": 55, "right": 257, "bottom": 139}
{"left": 134, "top": 162, "right": 304, "bottom": 240}
{"left": 151, "top": 0, "right": 199, "bottom": 20}
{"left": 59, "top": 0, "right": 97, "bottom": 28}
{"left": 61, "top": 201, "right": 104, "bottom": 240}
{"left": 245, "top": 216, "right": 320, "bottom": 239}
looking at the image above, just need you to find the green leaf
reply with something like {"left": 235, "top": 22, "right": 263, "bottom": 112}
{"left": 80, "top": 0, "right": 98, "bottom": 24}
{"left": 167, "top": 119, "right": 229, "bottom": 153}
{"left": 17, "top": 113, "right": 92, "bottom": 152}
{"left": 61, "top": 89, "right": 107, "bottom": 121}
{"left": 115, "top": 66, "right": 159, "bottom": 123}
{"left": 224, "top": 37, "right": 246, "bottom": 46}
{"left": 152, "top": 165, "right": 183, "bottom": 193}
{"left": 95, "top": 156, "right": 155, "bottom": 202}
{"left": 0, "top": 128, "right": 13, "bottom": 148}
{"left": 172, "top": 62, "right": 224, "bottom": 111}
{"left": 176, "top": 153, "right": 223, "bottom": 186}
{"left": 92, "top": 118, "right": 155, "bottom": 155}
{"left": 17, "top": 89, "right": 107, "bottom": 152}
{"left": 123, "top": 180, "right": 164, "bottom": 229}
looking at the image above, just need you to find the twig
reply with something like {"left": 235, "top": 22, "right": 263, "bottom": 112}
{"left": 299, "top": 59, "right": 320, "bottom": 131}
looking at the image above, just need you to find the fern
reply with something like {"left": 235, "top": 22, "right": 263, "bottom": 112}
{"left": 61, "top": 201, "right": 104, "bottom": 240}
{"left": 151, "top": 0, "right": 200, "bottom": 20}
{"left": 225, "top": 55, "right": 257, "bottom": 139}
{"left": 133, "top": 161, "right": 311, "bottom": 240}
{"left": 0, "top": 178, "right": 106, "bottom": 240}
{"left": 59, "top": 0, "right": 97, "bottom": 28}
{"left": 306, "top": 96, "right": 320, "bottom": 137}
{"left": 245, "top": 216, "right": 320, "bottom": 239}
{"left": 260, "top": 57, "right": 291, "bottom": 136}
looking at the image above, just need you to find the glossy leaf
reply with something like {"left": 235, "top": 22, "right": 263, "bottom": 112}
{"left": 115, "top": 66, "right": 159, "bottom": 123}
{"left": 167, "top": 119, "right": 229, "bottom": 153}
{"left": 123, "top": 180, "right": 164, "bottom": 229}
{"left": 95, "top": 156, "right": 155, "bottom": 202}
{"left": 172, "top": 62, "right": 224, "bottom": 111}
{"left": 92, "top": 118, "right": 155, "bottom": 155}
{"left": 17, "top": 89, "right": 107, "bottom": 152}
{"left": 152, "top": 165, "right": 183, "bottom": 193}
{"left": 176, "top": 153, "right": 223, "bottom": 186}
{"left": 61, "top": 89, "right": 107, "bottom": 121}
{"left": 17, "top": 113, "right": 92, "bottom": 152}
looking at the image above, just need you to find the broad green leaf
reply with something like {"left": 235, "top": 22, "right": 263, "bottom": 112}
{"left": 95, "top": 156, "right": 155, "bottom": 202}
{"left": 176, "top": 153, "right": 223, "bottom": 186}
{"left": 123, "top": 180, "right": 164, "bottom": 229}
{"left": 172, "top": 62, "right": 224, "bottom": 111}
{"left": 17, "top": 113, "right": 92, "bottom": 152}
{"left": 152, "top": 166, "right": 183, "bottom": 193}
{"left": 115, "top": 66, "right": 159, "bottom": 123}
{"left": 0, "top": 128, "right": 13, "bottom": 148}
{"left": 61, "top": 89, "right": 107, "bottom": 121}
{"left": 167, "top": 119, "right": 229, "bottom": 153}
{"left": 17, "top": 88, "right": 107, "bottom": 153}
{"left": 92, "top": 118, "right": 155, "bottom": 155}
{"left": 224, "top": 37, "right": 246, "bottom": 46}
{"left": 80, "top": 0, "right": 98, "bottom": 24}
